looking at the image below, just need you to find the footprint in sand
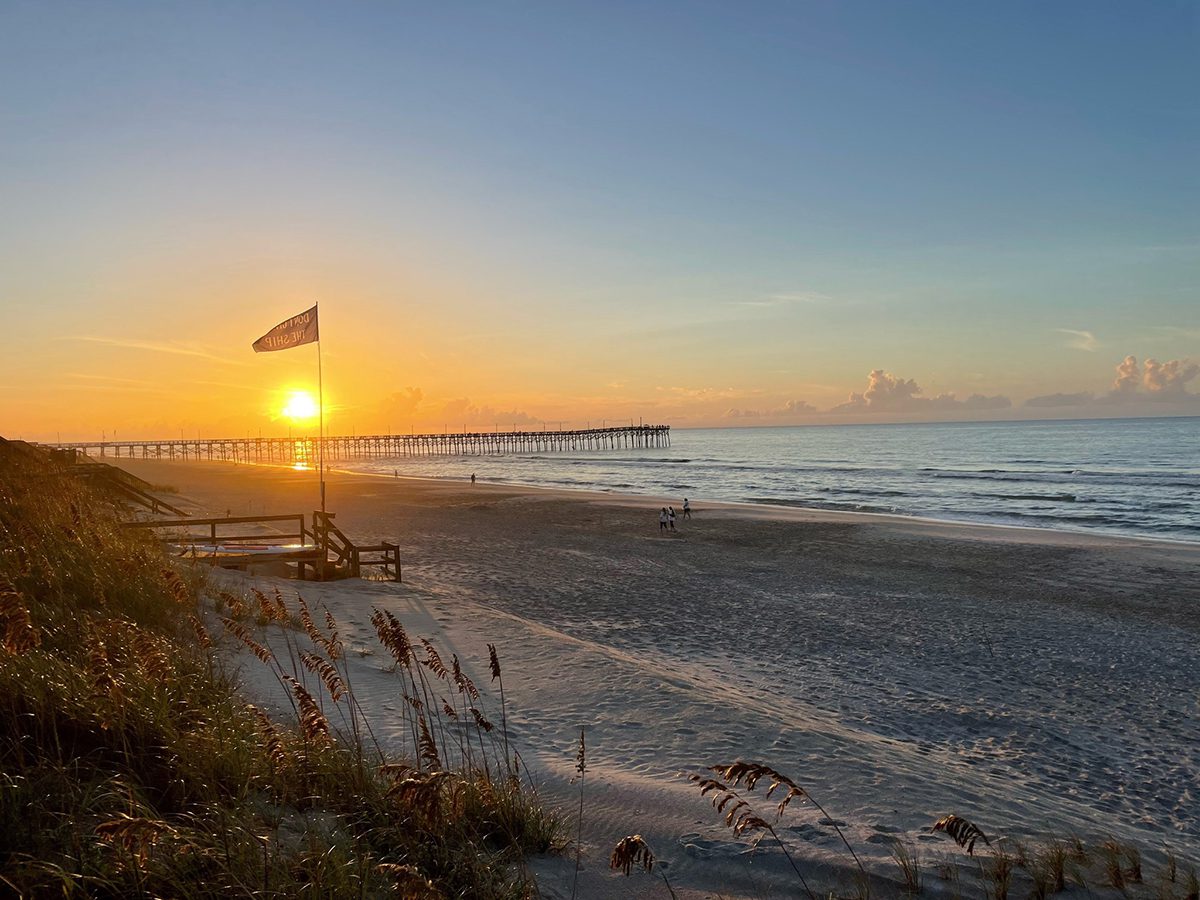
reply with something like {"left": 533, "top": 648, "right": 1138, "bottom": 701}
{"left": 682, "top": 838, "right": 746, "bottom": 859}
{"left": 787, "top": 824, "right": 823, "bottom": 842}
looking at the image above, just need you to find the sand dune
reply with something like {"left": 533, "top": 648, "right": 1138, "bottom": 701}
{"left": 115, "top": 459, "right": 1200, "bottom": 897}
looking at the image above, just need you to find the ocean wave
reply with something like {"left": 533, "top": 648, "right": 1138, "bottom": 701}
{"left": 822, "top": 487, "right": 908, "bottom": 498}
{"left": 973, "top": 492, "right": 1080, "bottom": 502}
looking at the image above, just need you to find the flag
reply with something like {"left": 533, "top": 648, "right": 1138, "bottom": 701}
{"left": 252, "top": 305, "right": 319, "bottom": 352}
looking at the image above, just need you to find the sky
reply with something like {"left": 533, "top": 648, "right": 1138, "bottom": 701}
{"left": 1, "top": 1, "right": 1197, "bottom": 441}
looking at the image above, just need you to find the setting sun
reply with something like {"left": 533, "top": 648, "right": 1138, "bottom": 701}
{"left": 281, "top": 390, "right": 318, "bottom": 421}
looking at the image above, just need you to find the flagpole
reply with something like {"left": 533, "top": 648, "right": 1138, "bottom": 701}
{"left": 317, "top": 307, "right": 325, "bottom": 515}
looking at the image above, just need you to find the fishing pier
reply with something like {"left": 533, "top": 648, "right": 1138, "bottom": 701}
{"left": 54, "top": 424, "right": 671, "bottom": 464}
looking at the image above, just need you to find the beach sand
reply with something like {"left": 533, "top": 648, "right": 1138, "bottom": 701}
{"left": 113, "top": 459, "right": 1200, "bottom": 897}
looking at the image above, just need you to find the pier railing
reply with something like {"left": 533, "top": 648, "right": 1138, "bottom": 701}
{"left": 50, "top": 424, "right": 670, "bottom": 464}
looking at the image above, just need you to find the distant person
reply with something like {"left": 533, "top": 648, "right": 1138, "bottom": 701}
{"left": 471, "top": 472, "right": 476, "bottom": 484}
{"left": 668, "top": 506, "right": 677, "bottom": 531}
{"left": 682, "top": 498, "right": 691, "bottom": 519}
{"left": 659, "top": 507, "right": 668, "bottom": 532}
{"left": 393, "top": 469, "right": 398, "bottom": 478}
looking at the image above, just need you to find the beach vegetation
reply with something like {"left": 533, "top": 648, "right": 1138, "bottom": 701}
{"left": 610, "top": 833, "right": 678, "bottom": 899}
{"left": 0, "top": 448, "right": 563, "bottom": 897}
{"left": 890, "top": 839, "right": 922, "bottom": 894}
{"left": 984, "top": 843, "right": 1015, "bottom": 900}
{"left": 1184, "top": 865, "right": 1199, "bottom": 900}
{"left": 1028, "top": 840, "right": 1067, "bottom": 898}
{"left": 571, "top": 726, "right": 586, "bottom": 900}
{"left": 688, "top": 760, "right": 868, "bottom": 899}
{"left": 933, "top": 814, "right": 991, "bottom": 856}
{"left": 1103, "top": 838, "right": 1129, "bottom": 890}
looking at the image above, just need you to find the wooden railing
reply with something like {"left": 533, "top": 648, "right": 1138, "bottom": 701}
{"left": 127, "top": 511, "right": 401, "bottom": 583}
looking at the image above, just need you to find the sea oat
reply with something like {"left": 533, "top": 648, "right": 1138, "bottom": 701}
{"left": 933, "top": 814, "right": 991, "bottom": 856}
{"left": 611, "top": 834, "right": 655, "bottom": 875}
{"left": 421, "top": 640, "right": 449, "bottom": 680}
{"left": 221, "top": 617, "right": 274, "bottom": 665}
{"left": 469, "top": 707, "right": 493, "bottom": 732}
{"left": 418, "top": 716, "right": 442, "bottom": 769}
{"left": 487, "top": 643, "right": 501, "bottom": 681}
{"left": 95, "top": 815, "right": 175, "bottom": 868}
{"left": 300, "top": 651, "right": 346, "bottom": 701}
{"left": 0, "top": 581, "right": 40, "bottom": 654}
{"left": 286, "top": 677, "right": 330, "bottom": 743}
{"left": 247, "top": 704, "right": 289, "bottom": 767}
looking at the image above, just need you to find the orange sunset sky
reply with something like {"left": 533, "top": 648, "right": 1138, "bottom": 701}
{"left": 2, "top": 4, "right": 1197, "bottom": 442}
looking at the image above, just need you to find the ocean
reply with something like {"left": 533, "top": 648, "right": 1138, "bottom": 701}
{"left": 343, "top": 416, "right": 1200, "bottom": 542}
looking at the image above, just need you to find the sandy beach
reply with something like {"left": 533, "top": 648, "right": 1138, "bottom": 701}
{"left": 113, "top": 458, "right": 1200, "bottom": 897}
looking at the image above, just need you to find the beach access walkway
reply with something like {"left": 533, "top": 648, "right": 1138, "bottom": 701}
{"left": 125, "top": 510, "right": 401, "bottom": 582}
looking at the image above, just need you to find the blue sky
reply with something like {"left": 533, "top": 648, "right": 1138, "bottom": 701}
{"left": 1, "top": 1, "right": 1197, "bottom": 437}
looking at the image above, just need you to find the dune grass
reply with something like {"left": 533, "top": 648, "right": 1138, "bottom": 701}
{"left": 0, "top": 448, "right": 562, "bottom": 898}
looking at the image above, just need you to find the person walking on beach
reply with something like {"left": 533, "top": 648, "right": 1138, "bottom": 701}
{"left": 682, "top": 497, "right": 691, "bottom": 519}
{"left": 668, "top": 506, "right": 677, "bottom": 531}
{"left": 471, "top": 472, "right": 476, "bottom": 484}
{"left": 659, "top": 507, "right": 668, "bottom": 532}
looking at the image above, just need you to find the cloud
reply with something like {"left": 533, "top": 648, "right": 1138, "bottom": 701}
{"left": 1107, "top": 355, "right": 1198, "bottom": 401}
{"left": 962, "top": 394, "right": 1013, "bottom": 410}
{"left": 657, "top": 385, "right": 745, "bottom": 401}
{"left": 1056, "top": 328, "right": 1099, "bottom": 352}
{"left": 438, "top": 398, "right": 542, "bottom": 428}
{"left": 831, "top": 370, "right": 1010, "bottom": 413}
{"left": 1147, "top": 325, "right": 1200, "bottom": 341}
{"left": 725, "top": 399, "right": 817, "bottom": 419}
{"left": 736, "top": 290, "right": 832, "bottom": 309}
{"left": 1025, "top": 391, "right": 1095, "bottom": 408}
{"left": 381, "top": 387, "right": 424, "bottom": 418}
{"left": 1112, "top": 355, "right": 1141, "bottom": 394}
{"left": 1025, "top": 355, "right": 1199, "bottom": 409}
{"left": 1142, "top": 357, "right": 1199, "bottom": 396}
{"left": 61, "top": 336, "right": 250, "bottom": 366}
{"left": 66, "top": 373, "right": 159, "bottom": 387}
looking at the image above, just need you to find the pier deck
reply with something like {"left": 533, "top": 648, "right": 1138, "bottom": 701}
{"left": 52, "top": 424, "right": 670, "bottom": 464}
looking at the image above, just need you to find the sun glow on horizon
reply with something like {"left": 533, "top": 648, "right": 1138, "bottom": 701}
{"left": 281, "top": 390, "right": 319, "bottom": 422}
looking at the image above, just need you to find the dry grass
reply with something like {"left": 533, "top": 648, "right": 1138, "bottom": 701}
{"left": 0, "top": 448, "right": 563, "bottom": 898}
{"left": 986, "top": 843, "right": 1015, "bottom": 900}
{"left": 1184, "top": 866, "right": 1199, "bottom": 900}
{"left": 890, "top": 840, "right": 922, "bottom": 894}
{"left": 1102, "top": 839, "right": 1128, "bottom": 890}
{"left": 1029, "top": 840, "right": 1067, "bottom": 898}
{"left": 688, "top": 760, "right": 870, "bottom": 899}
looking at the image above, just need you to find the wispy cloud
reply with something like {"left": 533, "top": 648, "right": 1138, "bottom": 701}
{"left": 46, "top": 382, "right": 171, "bottom": 395}
{"left": 61, "top": 336, "right": 251, "bottom": 366}
{"left": 655, "top": 385, "right": 749, "bottom": 401}
{"left": 1055, "top": 328, "right": 1100, "bottom": 352}
{"left": 736, "top": 290, "right": 832, "bottom": 309}
{"left": 66, "top": 373, "right": 159, "bottom": 386}
{"left": 190, "top": 379, "right": 266, "bottom": 392}
{"left": 1147, "top": 325, "right": 1200, "bottom": 341}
